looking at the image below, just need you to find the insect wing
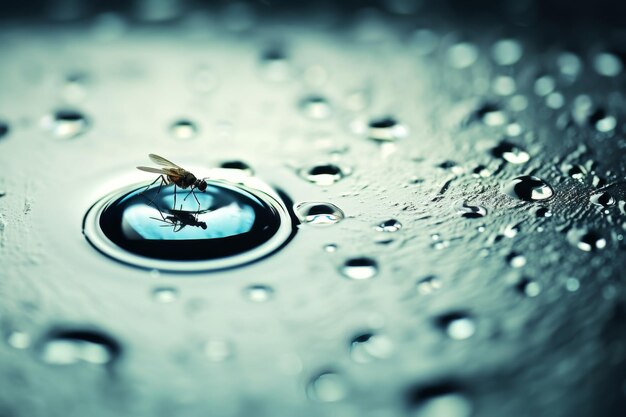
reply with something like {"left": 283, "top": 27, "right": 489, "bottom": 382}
{"left": 149, "top": 154, "right": 182, "bottom": 169}
{"left": 137, "top": 166, "right": 167, "bottom": 174}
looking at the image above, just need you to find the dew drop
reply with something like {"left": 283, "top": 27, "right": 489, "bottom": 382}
{"left": 169, "top": 119, "right": 198, "bottom": 140}
{"left": 492, "top": 141, "right": 530, "bottom": 164}
{"left": 457, "top": 202, "right": 487, "bottom": 218}
{"left": 295, "top": 202, "right": 345, "bottom": 226}
{"left": 219, "top": 160, "right": 253, "bottom": 175}
{"left": 407, "top": 384, "right": 473, "bottom": 417}
{"left": 260, "top": 45, "right": 291, "bottom": 82}
{"left": 366, "top": 116, "right": 408, "bottom": 142}
{"left": 567, "top": 228, "right": 607, "bottom": 251}
{"left": 533, "top": 75, "right": 556, "bottom": 96}
{"left": 491, "top": 39, "right": 522, "bottom": 65}
{"left": 243, "top": 284, "right": 274, "bottom": 302}
{"left": 152, "top": 287, "right": 178, "bottom": 303}
{"left": 590, "top": 192, "right": 615, "bottom": 208}
{"left": 204, "top": 338, "right": 233, "bottom": 362}
{"left": 299, "top": 164, "right": 349, "bottom": 186}
{"left": 374, "top": 219, "right": 402, "bottom": 232}
{"left": 447, "top": 42, "right": 478, "bottom": 69}
{"left": 589, "top": 110, "right": 617, "bottom": 133}
{"left": 593, "top": 52, "right": 623, "bottom": 77}
{"left": 565, "top": 278, "right": 580, "bottom": 292}
{"left": 7, "top": 331, "right": 31, "bottom": 349}
{"left": 535, "top": 207, "right": 552, "bottom": 218}
{"left": 416, "top": 275, "right": 442, "bottom": 295}
{"left": 504, "top": 176, "right": 554, "bottom": 202}
{"left": 436, "top": 312, "right": 476, "bottom": 340}
{"left": 492, "top": 75, "right": 516, "bottom": 96}
{"left": 506, "top": 252, "right": 527, "bottom": 268}
{"left": 341, "top": 257, "right": 378, "bottom": 280}
{"left": 298, "top": 95, "right": 332, "bottom": 119}
{"left": 307, "top": 372, "right": 348, "bottom": 402}
{"left": 42, "top": 109, "right": 90, "bottom": 139}
{"left": 561, "top": 163, "right": 587, "bottom": 181}
{"left": 324, "top": 243, "right": 338, "bottom": 253}
{"left": 557, "top": 52, "right": 582, "bottom": 79}
{"left": 349, "top": 332, "right": 394, "bottom": 363}
{"left": 38, "top": 329, "right": 121, "bottom": 366}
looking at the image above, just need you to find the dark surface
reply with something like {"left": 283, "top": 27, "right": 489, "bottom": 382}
{"left": 0, "top": 1, "right": 625, "bottom": 417}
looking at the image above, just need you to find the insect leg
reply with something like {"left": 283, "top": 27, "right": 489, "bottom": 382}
{"left": 146, "top": 175, "right": 167, "bottom": 206}
{"left": 173, "top": 185, "right": 177, "bottom": 211}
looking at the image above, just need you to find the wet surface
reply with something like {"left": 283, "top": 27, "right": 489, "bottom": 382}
{"left": 0, "top": 1, "right": 625, "bottom": 417}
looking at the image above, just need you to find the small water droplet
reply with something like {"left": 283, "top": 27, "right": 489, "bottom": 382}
{"left": 492, "top": 39, "right": 522, "bottom": 65}
{"left": 589, "top": 110, "right": 617, "bottom": 133}
{"left": 561, "top": 163, "right": 587, "bottom": 181}
{"left": 374, "top": 219, "right": 402, "bottom": 232}
{"left": 568, "top": 228, "right": 607, "bottom": 251}
{"left": 295, "top": 202, "right": 345, "bottom": 226}
{"left": 516, "top": 277, "right": 541, "bottom": 297}
{"left": 416, "top": 275, "right": 442, "bottom": 294}
{"left": 243, "top": 284, "right": 274, "bottom": 302}
{"left": 169, "top": 119, "right": 198, "bottom": 140}
{"left": 307, "top": 372, "right": 348, "bottom": 402}
{"left": 546, "top": 92, "right": 565, "bottom": 109}
{"left": 219, "top": 160, "right": 253, "bottom": 175}
{"left": 436, "top": 312, "right": 475, "bottom": 340}
{"left": 152, "top": 287, "right": 178, "bottom": 303}
{"left": 457, "top": 202, "right": 487, "bottom": 218}
{"left": 42, "top": 109, "right": 90, "bottom": 139}
{"left": 472, "top": 165, "right": 491, "bottom": 178}
{"left": 298, "top": 95, "right": 332, "bottom": 119}
{"left": 407, "top": 384, "right": 473, "bottom": 417}
{"left": 590, "top": 192, "right": 615, "bottom": 208}
{"left": 366, "top": 117, "right": 408, "bottom": 142}
{"left": 7, "top": 331, "right": 31, "bottom": 349}
{"left": 557, "top": 52, "right": 582, "bottom": 79}
{"left": 535, "top": 207, "right": 552, "bottom": 218}
{"left": 492, "top": 75, "right": 517, "bottom": 96}
{"left": 341, "top": 257, "right": 378, "bottom": 280}
{"left": 260, "top": 45, "right": 291, "bottom": 82}
{"left": 593, "top": 52, "right": 623, "bottom": 77}
{"left": 447, "top": 42, "right": 478, "bottom": 69}
{"left": 0, "top": 120, "right": 11, "bottom": 139}
{"left": 504, "top": 176, "right": 554, "bottom": 202}
{"left": 38, "top": 329, "right": 121, "bottom": 366}
{"left": 204, "top": 338, "right": 233, "bottom": 362}
{"left": 349, "top": 332, "right": 394, "bottom": 363}
{"left": 299, "top": 164, "right": 349, "bottom": 186}
{"left": 324, "top": 243, "right": 338, "bottom": 253}
{"left": 534, "top": 75, "right": 556, "bottom": 96}
{"left": 565, "top": 278, "right": 580, "bottom": 292}
{"left": 507, "top": 252, "right": 527, "bottom": 268}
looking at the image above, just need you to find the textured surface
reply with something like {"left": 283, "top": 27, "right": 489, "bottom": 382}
{"left": 0, "top": 1, "right": 625, "bottom": 416}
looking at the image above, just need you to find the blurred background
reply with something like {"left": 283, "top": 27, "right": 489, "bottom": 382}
{"left": 0, "top": 1, "right": 625, "bottom": 416}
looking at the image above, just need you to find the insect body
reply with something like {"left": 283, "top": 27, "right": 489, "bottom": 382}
{"left": 137, "top": 154, "right": 208, "bottom": 210}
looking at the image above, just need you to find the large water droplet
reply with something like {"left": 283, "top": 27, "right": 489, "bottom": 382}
{"left": 42, "top": 109, "right": 90, "bottom": 139}
{"left": 84, "top": 178, "right": 293, "bottom": 271}
{"left": 590, "top": 192, "right": 615, "bottom": 208}
{"left": 593, "top": 52, "right": 623, "bottom": 77}
{"left": 504, "top": 176, "right": 554, "bottom": 202}
{"left": 38, "top": 329, "right": 121, "bottom": 366}
{"left": 341, "top": 257, "right": 378, "bottom": 280}
{"left": 366, "top": 117, "right": 408, "bottom": 142}
{"left": 407, "top": 384, "right": 473, "bottom": 417}
{"left": 307, "top": 372, "right": 348, "bottom": 402}
{"left": 457, "top": 202, "right": 487, "bottom": 218}
{"left": 349, "top": 332, "right": 394, "bottom": 363}
{"left": 295, "top": 202, "right": 344, "bottom": 226}
{"left": 436, "top": 312, "right": 475, "bottom": 340}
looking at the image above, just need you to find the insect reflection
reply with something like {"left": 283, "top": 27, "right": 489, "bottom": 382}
{"left": 149, "top": 205, "right": 208, "bottom": 233}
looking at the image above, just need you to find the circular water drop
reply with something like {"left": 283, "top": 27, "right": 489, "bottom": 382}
{"left": 593, "top": 52, "right": 623, "bottom": 77}
{"left": 295, "top": 202, "right": 344, "bottom": 226}
{"left": 407, "top": 384, "right": 473, "bottom": 417}
{"left": 260, "top": 45, "right": 291, "bottom": 82}
{"left": 204, "top": 338, "right": 233, "bottom": 362}
{"left": 324, "top": 243, "right": 338, "bottom": 253}
{"left": 349, "top": 332, "right": 394, "bottom": 363}
{"left": 590, "top": 192, "right": 615, "bottom": 208}
{"left": 557, "top": 52, "right": 582, "bottom": 78}
{"left": 307, "top": 372, "right": 347, "bottom": 402}
{"left": 374, "top": 219, "right": 402, "bottom": 232}
{"left": 42, "top": 109, "right": 90, "bottom": 139}
{"left": 507, "top": 252, "right": 527, "bottom": 268}
{"left": 298, "top": 95, "right": 332, "bottom": 119}
{"left": 534, "top": 75, "right": 556, "bottom": 96}
{"left": 535, "top": 207, "right": 552, "bottom": 218}
{"left": 447, "top": 42, "right": 478, "bottom": 69}
{"left": 567, "top": 228, "right": 607, "bottom": 251}
{"left": 457, "top": 202, "right": 487, "bottom": 219}
{"left": 565, "top": 278, "right": 580, "bottom": 292}
{"left": 546, "top": 92, "right": 565, "bottom": 109}
{"left": 299, "top": 164, "right": 349, "bottom": 186}
{"left": 491, "top": 141, "right": 530, "bottom": 164}
{"left": 492, "top": 75, "right": 516, "bottom": 96}
{"left": 366, "top": 117, "right": 408, "bottom": 142}
{"left": 0, "top": 120, "right": 10, "bottom": 139}
{"left": 84, "top": 176, "right": 293, "bottom": 272}
{"left": 152, "top": 287, "right": 178, "bottom": 303}
{"left": 416, "top": 275, "right": 442, "bottom": 295}
{"left": 589, "top": 110, "right": 617, "bottom": 133}
{"left": 504, "top": 176, "right": 554, "bottom": 202}
{"left": 38, "top": 329, "right": 121, "bottom": 366}
{"left": 170, "top": 119, "right": 198, "bottom": 140}
{"left": 436, "top": 312, "right": 475, "bottom": 340}
{"left": 561, "top": 163, "right": 587, "bottom": 181}
{"left": 7, "top": 331, "right": 31, "bottom": 349}
{"left": 516, "top": 278, "right": 541, "bottom": 297}
{"left": 492, "top": 39, "right": 522, "bottom": 65}
{"left": 243, "top": 284, "right": 274, "bottom": 302}
{"left": 341, "top": 257, "right": 378, "bottom": 280}
{"left": 219, "top": 160, "right": 254, "bottom": 175}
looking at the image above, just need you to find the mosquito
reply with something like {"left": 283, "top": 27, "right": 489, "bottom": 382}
{"left": 149, "top": 207, "right": 208, "bottom": 233}
{"left": 137, "top": 154, "right": 208, "bottom": 210}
